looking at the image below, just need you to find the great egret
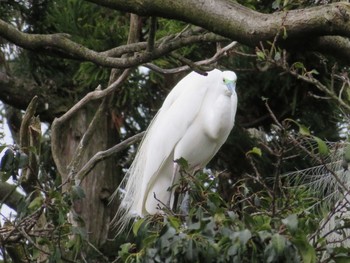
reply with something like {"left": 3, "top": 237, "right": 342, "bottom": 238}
{"left": 112, "top": 69, "right": 238, "bottom": 231}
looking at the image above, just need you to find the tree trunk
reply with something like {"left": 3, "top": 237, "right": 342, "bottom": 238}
{"left": 54, "top": 103, "right": 119, "bottom": 247}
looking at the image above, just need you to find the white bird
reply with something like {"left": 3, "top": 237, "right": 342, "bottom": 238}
{"left": 112, "top": 69, "right": 238, "bottom": 231}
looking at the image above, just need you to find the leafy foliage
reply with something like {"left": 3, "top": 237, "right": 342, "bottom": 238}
{"left": 117, "top": 164, "right": 315, "bottom": 263}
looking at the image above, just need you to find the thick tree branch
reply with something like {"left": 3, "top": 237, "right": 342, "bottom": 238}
{"left": 0, "top": 72, "right": 71, "bottom": 122}
{"left": 0, "top": 19, "right": 227, "bottom": 68}
{"left": 2, "top": 2, "right": 350, "bottom": 64}
{"left": 85, "top": 0, "right": 350, "bottom": 59}
{"left": 0, "top": 183, "right": 23, "bottom": 211}
{"left": 19, "top": 97, "right": 40, "bottom": 194}
{"left": 86, "top": 0, "right": 350, "bottom": 41}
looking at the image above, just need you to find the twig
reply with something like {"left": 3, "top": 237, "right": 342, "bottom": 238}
{"left": 76, "top": 132, "right": 145, "bottom": 183}
{"left": 51, "top": 69, "right": 131, "bottom": 176}
{"left": 144, "top": 41, "right": 237, "bottom": 74}
{"left": 288, "top": 70, "right": 350, "bottom": 112}
{"left": 56, "top": 69, "right": 130, "bottom": 126}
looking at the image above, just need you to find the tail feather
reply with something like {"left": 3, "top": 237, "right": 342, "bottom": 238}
{"left": 110, "top": 109, "right": 173, "bottom": 233}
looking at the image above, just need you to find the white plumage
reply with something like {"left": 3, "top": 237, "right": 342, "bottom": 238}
{"left": 112, "top": 69, "right": 238, "bottom": 230}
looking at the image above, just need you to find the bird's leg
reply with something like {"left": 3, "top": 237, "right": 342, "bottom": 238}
{"left": 166, "top": 162, "right": 179, "bottom": 208}
{"left": 180, "top": 166, "right": 200, "bottom": 216}
{"left": 179, "top": 191, "right": 190, "bottom": 216}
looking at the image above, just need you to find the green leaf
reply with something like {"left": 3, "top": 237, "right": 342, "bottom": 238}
{"left": 50, "top": 246, "right": 63, "bottom": 263}
{"left": 28, "top": 196, "right": 43, "bottom": 210}
{"left": 298, "top": 124, "right": 310, "bottom": 136}
{"left": 274, "top": 51, "right": 281, "bottom": 61}
{"left": 272, "top": 0, "right": 281, "bottom": 10}
{"left": 143, "top": 234, "right": 159, "bottom": 247}
{"left": 271, "top": 233, "right": 286, "bottom": 256}
{"left": 246, "top": 147, "right": 262, "bottom": 157}
{"left": 174, "top": 157, "right": 189, "bottom": 169}
{"left": 258, "top": 230, "right": 272, "bottom": 242}
{"left": 168, "top": 216, "right": 181, "bottom": 230}
{"left": 292, "top": 62, "right": 305, "bottom": 69}
{"left": 118, "top": 243, "right": 135, "bottom": 261}
{"left": 133, "top": 218, "right": 145, "bottom": 236}
{"left": 256, "top": 51, "right": 266, "bottom": 60}
{"left": 17, "top": 152, "right": 29, "bottom": 168}
{"left": 308, "top": 69, "right": 319, "bottom": 75}
{"left": 285, "top": 118, "right": 310, "bottom": 135}
{"left": 334, "top": 256, "right": 350, "bottom": 263}
{"left": 0, "top": 148, "right": 14, "bottom": 173}
{"left": 252, "top": 215, "right": 271, "bottom": 231}
{"left": 238, "top": 229, "right": 252, "bottom": 245}
{"left": 292, "top": 235, "right": 316, "bottom": 263}
{"left": 312, "top": 136, "right": 329, "bottom": 156}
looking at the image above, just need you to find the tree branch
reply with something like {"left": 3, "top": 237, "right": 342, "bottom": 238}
{"left": 0, "top": 19, "right": 227, "bottom": 68}
{"left": 145, "top": 41, "right": 238, "bottom": 74}
{"left": 85, "top": 0, "right": 350, "bottom": 59}
{"left": 0, "top": 182, "right": 23, "bottom": 211}
{"left": 51, "top": 69, "right": 131, "bottom": 176}
{"left": 2, "top": 2, "right": 350, "bottom": 64}
{"left": 0, "top": 72, "right": 71, "bottom": 122}
{"left": 76, "top": 132, "right": 145, "bottom": 182}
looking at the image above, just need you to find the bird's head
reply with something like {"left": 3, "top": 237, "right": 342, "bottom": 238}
{"left": 222, "top": 71, "right": 237, "bottom": 95}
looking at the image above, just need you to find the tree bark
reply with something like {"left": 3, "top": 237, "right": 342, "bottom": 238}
{"left": 1, "top": 1, "right": 350, "bottom": 64}
{"left": 54, "top": 104, "right": 119, "bottom": 247}
{"left": 86, "top": 0, "right": 350, "bottom": 44}
{"left": 0, "top": 72, "right": 71, "bottom": 122}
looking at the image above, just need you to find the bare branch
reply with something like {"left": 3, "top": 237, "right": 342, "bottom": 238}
{"left": 0, "top": 19, "right": 228, "bottom": 69}
{"left": 145, "top": 41, "right": 238, "bottom": 74}
{"left": 51, "top": 69, "right": 131, "bottom": 176}
{"left": 19, "top": 96, "right": 41, "bottom": 194}
{"left": 85, "top": 0, "right": 350, "bottom": 57}
{"left": 288, "top": 69, "right": 350, "bottom": 112}
{"left": 76, "top": 132, "right": 144, "bottom": 182}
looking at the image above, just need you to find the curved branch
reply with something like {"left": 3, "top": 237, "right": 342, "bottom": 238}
{"left": 86, "top": 0, "right": 350, "bottom": 61}
{"left": 306, "top": 36, "right": 350, "bottom": 63}
{"left": 51, "top": 69, "right": 131, "bottom": 176}
{"left": 0, "top": 72, "right": 71, "bottom": 122}
{"left": 86, "top": 1, "right": 350, "bottom": 42}
{"left": 76, "top": 132, "right": 145, "bottom": 182}
{"left": 145, "top": 41, "right": 238, "bottom": 74}
{"left": 2, "top": 2, "right": 350, "bottom": 64}
{"left": 0, "top": 19, "right": 227, "bottom": 68}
